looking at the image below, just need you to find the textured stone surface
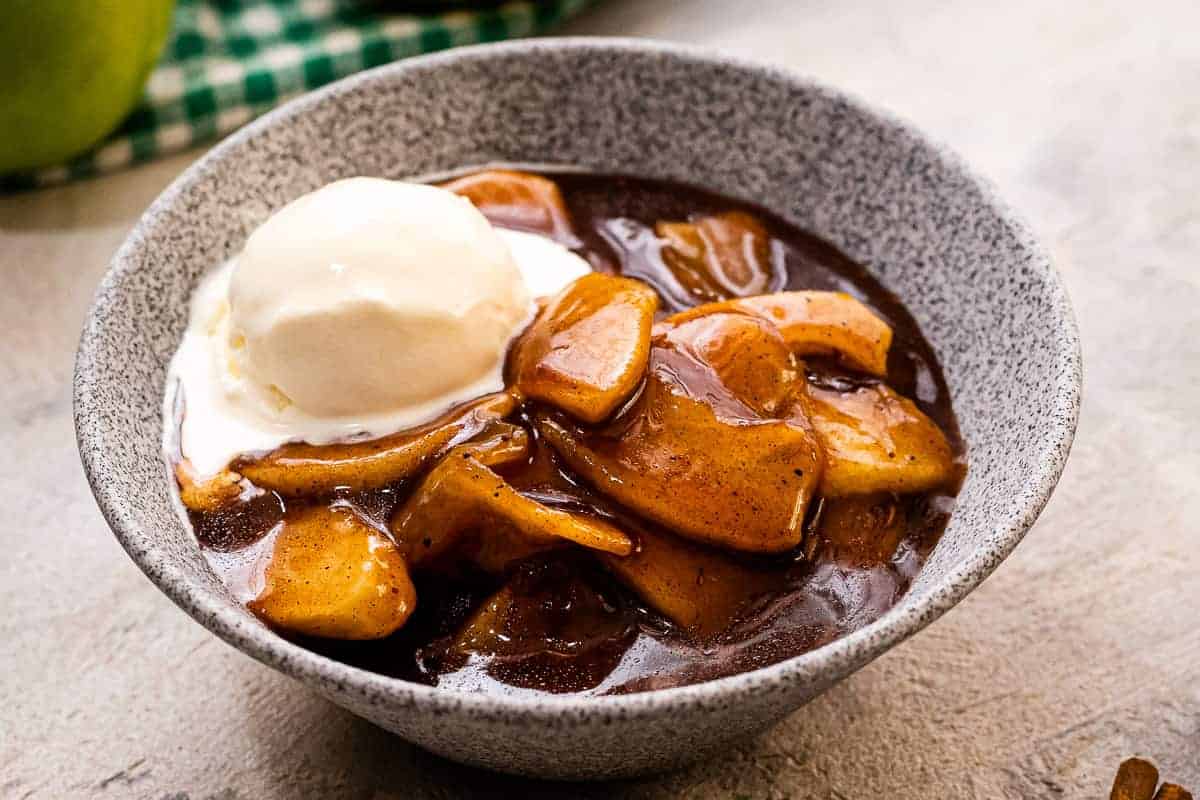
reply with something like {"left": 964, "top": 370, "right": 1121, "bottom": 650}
{"left": 1, "top": 0, "right": 1197, "bottom": 797}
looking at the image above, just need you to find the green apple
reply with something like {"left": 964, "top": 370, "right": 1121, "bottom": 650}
{"left": 0, "top": 0, "right": 175, "bottom": 173}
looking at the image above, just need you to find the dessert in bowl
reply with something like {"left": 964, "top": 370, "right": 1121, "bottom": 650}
{"left": 75, "top": 39, "right": 1080, "bottom": 777}
{"left": 169, "top": 168, "right": 966, "bottom": 696}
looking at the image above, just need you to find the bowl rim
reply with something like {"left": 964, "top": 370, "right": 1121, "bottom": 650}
{"left": 75, "top": 36, "right": 1081, "bottom": 721}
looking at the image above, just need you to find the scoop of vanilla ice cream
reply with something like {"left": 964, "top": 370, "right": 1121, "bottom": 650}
{"left": 227, "top": 177, "right": 532, "bottom": 418}
{"left": 168, "top": 177, "right": 591, "bottom": 476}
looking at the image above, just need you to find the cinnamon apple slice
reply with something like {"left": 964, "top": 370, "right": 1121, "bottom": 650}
{"left": 669, "top": 291, "right": 892, "bottom": 376}
{"left": 538, "top": 312, "right": 824, "bottom": 554}
{"left": 656, "top": 211, "right": 776, "bottom": 302}
{"left": 440, "top": 169, "right": 577, "bottom": 244}
{"left": 250, "top": 504, "right": 416, "bottom": 640}
{"left": 602, "top": 527, "right": 784, "bottom": 637}
{"left": 807, "top": 381, "right": 955, "bottom": 496}
{"left": 511, "top": 273, "right": 658, "bottom": 424}
{"left": 391, "top": 428, "right": 632, "bottom": 574}
{"left": 234, "top": 392, "right": 516, "bottom": 497}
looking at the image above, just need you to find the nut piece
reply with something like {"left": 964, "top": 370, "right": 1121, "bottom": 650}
{"left": 1155, "top": 785, "right": 1194, "bottom": 800}
{"left": 1111, "top": 758, "right": 1161, "bottom": 800}
{"left": 512, "top": 273, "right": 658, "bottom": 424}
{"left": 250, "top": 505, "right": 416, "bottom": 640}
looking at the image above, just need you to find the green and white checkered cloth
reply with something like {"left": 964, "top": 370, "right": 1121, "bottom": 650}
{"left": 1, "top": 0, "right": 590, "bottom": 191}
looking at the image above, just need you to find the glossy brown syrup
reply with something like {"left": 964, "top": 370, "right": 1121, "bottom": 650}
{"left": 186, "top": 171, "right": 965, "bottom": 697}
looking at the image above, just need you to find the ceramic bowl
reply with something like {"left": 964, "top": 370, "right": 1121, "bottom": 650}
{"left": 74, "top": 38, "right": 1081, "bottom": 779}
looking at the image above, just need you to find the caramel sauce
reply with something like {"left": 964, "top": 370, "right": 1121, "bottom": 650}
{"left": 184, "top": 171, "right": 964, "bottom": 696}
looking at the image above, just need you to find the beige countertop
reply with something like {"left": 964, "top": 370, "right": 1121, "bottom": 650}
{"left": 3, "top": 0, "right": 1197, "bottom": 797}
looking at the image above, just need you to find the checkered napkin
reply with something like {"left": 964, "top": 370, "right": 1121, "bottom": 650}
{"left": 2, "top": 0, "right": 590, "bottom": 190}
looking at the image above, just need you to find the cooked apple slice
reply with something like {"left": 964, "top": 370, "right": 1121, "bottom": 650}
{"left": 538, "top": 312, "right": 824, "bottom": 554}
{"left": 174, "top": 459, "right": 246, "bottom": 513}
{"left": 391, "top": 432, "right": 632, "bottom": 574}
{"left": 602, "top": 527, "right": 784, "bottom": 637}
{"left": 440, "top": 169, "right": 577, "bottom": 244}
{"left": 249, "top": 504, "right": 416, "bottom": 640}
{"left": 511, "top": 273, "right": 658, "bottom": 423}
{"left": 668, "top": 291, "right": 892, "bottom": 376}
{"left": 656, "top": 211, "right": 776, "bottom": 302}
{"left": 234, "top": 392, "right": 516, "bottom": 497}
{"left": 816, "top": 494, "right": 907, "bottom": 565}
{"left": 387, "top": 422, "right": 535, "bottom": 568}
{"left": 449, "top": 567, "right": 630, "bottom": 659}
{"left": 458, "top": 421, "right": 532, "bottom": 468}
{"left": 449, "top": 582, "right": 518, "bottom": 656}
{"left": 807, "top": 381, "right": 955, "bottom": 496}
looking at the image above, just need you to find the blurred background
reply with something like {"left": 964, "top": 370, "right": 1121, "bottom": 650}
{"left": 0, "top": 0, "right": 592, "bottom": 187}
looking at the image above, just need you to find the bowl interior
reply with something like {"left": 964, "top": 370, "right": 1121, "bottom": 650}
{"left": 76, "top": 39, "right": 1079, "bottom": 713}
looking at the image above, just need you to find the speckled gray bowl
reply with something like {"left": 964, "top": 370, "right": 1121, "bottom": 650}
{"left": 74, "top": 38, "right": 1081, "bottom": 779}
